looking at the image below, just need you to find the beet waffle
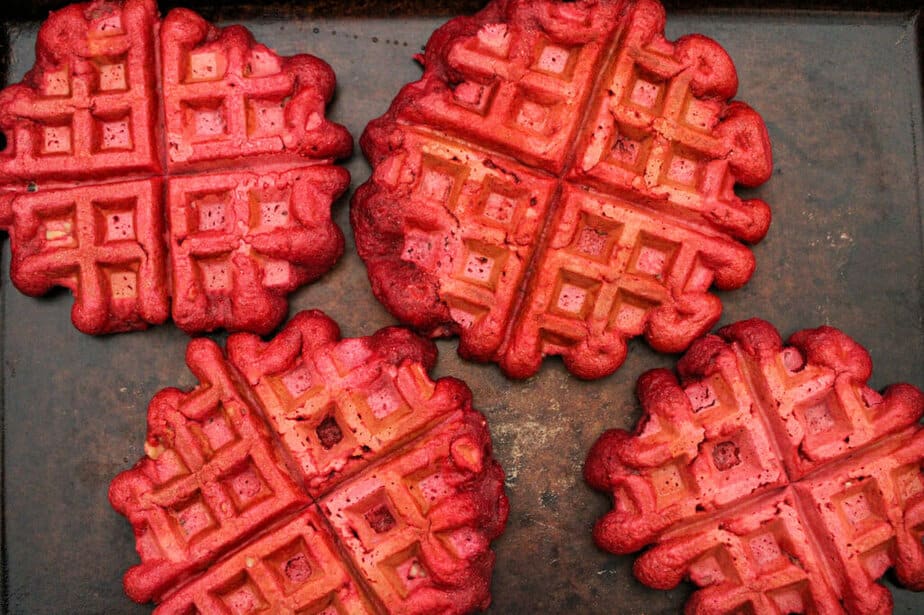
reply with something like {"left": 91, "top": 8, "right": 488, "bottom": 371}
{"left": 352, "top": 0, "right": 772, "bottom": 379}
{"left": 110, "top": 310, "right": 509, "bottom": 613}
{"left": 585, "top": 319, "right": 924, "bottom": 614}
{"left": 0, "top": 0, "right": 351, "bottom": 334}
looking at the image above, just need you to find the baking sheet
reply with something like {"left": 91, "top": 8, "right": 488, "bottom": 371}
{"left": 1, "top": 5, "right": 922, "bottom": 614}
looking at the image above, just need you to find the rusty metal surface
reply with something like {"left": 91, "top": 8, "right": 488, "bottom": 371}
{"left": 4, "top": 1, "right": 924, "bottom": 20}
{"left": 1, "top": 6, "right": 923, "bottom": 614}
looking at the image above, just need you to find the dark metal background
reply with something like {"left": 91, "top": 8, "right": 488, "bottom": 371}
{"left": 1, "top": 3, "right": 922, "bottom": 614}
{"left": 3, "top": 1, "right": 924, "bottom": 19}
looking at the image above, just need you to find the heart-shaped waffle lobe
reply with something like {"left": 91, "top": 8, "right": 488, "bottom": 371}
{"left": 585, "top": 319, "right": 924, "bottom": 614}
{"left": 110, "top": 311, "right": 509, "bottom": 613}
{"left": 0, "top": 0, "right": 351, "bottom": 334}
{"left": 352, "top": 0, "right": 772, "bottom": 379}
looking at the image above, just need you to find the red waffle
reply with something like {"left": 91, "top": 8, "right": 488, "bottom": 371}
{"left": 166, "top": 165, "right": 348, "bottom": 334}
{"left": 0, "top": 0, "right": 350, "bottom": 334}
{"left": 160, "top": 8, "right": 350, "bottom": 173}
{"left": 352, "top": 0, "right": 772, "bottom": 379}
{"left": 0, "top": 0, "right": 161, "bottom": 183}
{"left": 153, "top": 510, "right": 376, "bottom": 614}
{"left": 584, "top": 319, "right": 924, "bottom": 614}
{"left": 111, "top": 311, "right": 509, "bottom": 613}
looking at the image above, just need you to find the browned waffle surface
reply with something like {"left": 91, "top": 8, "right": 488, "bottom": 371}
{"left": 586, "top": 319, "right": 924, "bottom": 613}
{"left": 0, "top": 0, "right": 351, "bottom": 334}
{"left": 352, "top": 0, "right": 772, "bottom": 379}
{"left": 110, "top": 311, "right": 509, "bottom": 613}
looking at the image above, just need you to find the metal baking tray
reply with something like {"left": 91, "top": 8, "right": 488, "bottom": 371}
{"left": 1, "top": 2, "right": 922, "bottom": 613}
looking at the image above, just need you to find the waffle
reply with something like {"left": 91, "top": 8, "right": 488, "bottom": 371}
{"left": 352, "top": 0, "right": 772, "bottom": 378}
{"left": 0, "top": 0, "right": 350, "bottom": 334}
{"left": 110, "top": 310, "right": 509, "bottom": 613}
{"left": 585, "top": 319, "right": 924, "bottom": 614}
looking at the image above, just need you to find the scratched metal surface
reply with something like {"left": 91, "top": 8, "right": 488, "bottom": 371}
{"left": 0, "top": 4, "right": 922, "bottom": 614}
